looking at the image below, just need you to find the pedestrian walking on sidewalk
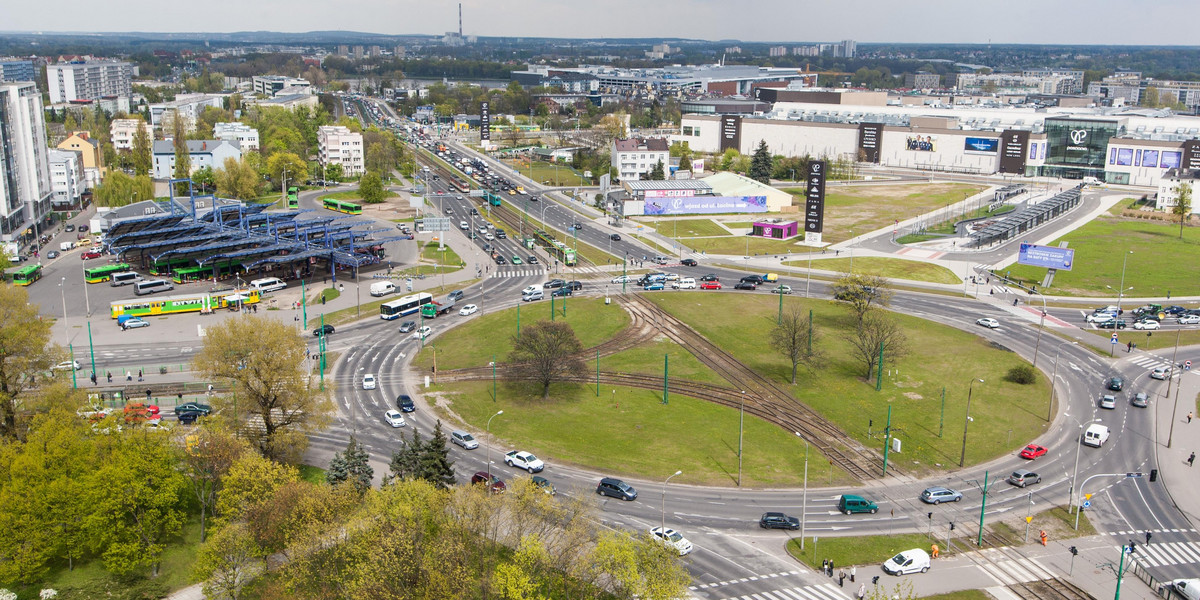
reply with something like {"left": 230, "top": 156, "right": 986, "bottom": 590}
{"left": 850, "top": 566, "right": 856, "bottom": 582}
{"left": 838, "top": 569, "right": 845, "bottom": 587}
{"left": 1188, "top": 412, "right": 1193, "bottom": 424}
{"left": 1188, "top": 452, "right": 1195, "bottom": 467}
{"left": 857, "top": 583, "right": 866, "bottom": 599}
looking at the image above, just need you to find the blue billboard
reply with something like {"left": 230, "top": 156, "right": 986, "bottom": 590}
{"left": 964, "top": 137, "right": 999, "bottom": 153}
{"left": 642, "top": 196, "right": 768, "bottom": 215}
{"left": 1018, "top": 243, "right": 1075, "bottom": 271}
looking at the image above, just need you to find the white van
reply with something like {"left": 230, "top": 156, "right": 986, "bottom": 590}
{"left": 674, "top": 277, "right": 697, "bottom": 289}
{"left": 1165, "top": 579, "right": 1200, "bottom": 600}
{"left": 110, "top": 272, "right": 143, "bottom": 287}
{"left": 59, "top": 241, "right": 76, "bottom": 252}
{"left": 249, "top": 277, "right": 287, "bottom": 293}
{"left": 882, "top": 548, "right": 930, "bottom": 575}
{"left": 1083, "top": 424, "right": 1111, "bottom": 448}
{"left": 370, "top": 281, "right": 397, "bottom": 297}
{"left": 134, "top": 279, "right": 174, "bottom": 296}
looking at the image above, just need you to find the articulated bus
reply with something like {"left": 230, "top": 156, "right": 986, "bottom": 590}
{"left": 150, "top": 257, "right": 191, "bottom": 276}
{"left": 171, "top": 265, "right": 209, "bottom": 284}
{"left": 286, "top": 186, "right": 299, "bottom": 209}
{"left": 84, "top": 263, "right": 131, "bottom": 284}
{"left": 379, "top": 292, "right": 433, "bottom": 320}
{"left": 323, "top": 198, "right": 363, "bottom": 215}
{"left": 110, "top": 289, "right": 262, "bottom": 319}
{"left": 7, "top": 264, "right": 43, "bottom": 286}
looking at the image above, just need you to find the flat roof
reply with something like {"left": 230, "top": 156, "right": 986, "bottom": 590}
{"left": 624, "top": 180, "right": 712, "bottom": 191}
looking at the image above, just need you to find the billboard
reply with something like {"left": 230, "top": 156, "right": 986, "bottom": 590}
{"left": 719, "top": 115, "right": 742, "bottom": 152}
{"left": 858, "top": 123, "right": 884, "bottom": 163}
{"left": 479, "top": 101, "right": 490, "bottom": 141}
{"left": 1184, "top": 140, "right": 1200, "bottom": 170}
{"left": 906, "top": 135, "right": 936, "bottom": 152}
{"left": 964, "top": 137, "right": 999, "bottom": 153}
{"left": 999, "top": 130, "right": 1030, "bottom": 174}
{"left": 640, "top": 195, "right": 767, "bottom": 215}
{"left": 804, "top": 160, "right": 827, "bottom": 233}
{"left": 1161, "top": 151, "right": 1182, "bottom": 169}
{"left": 1018, "top": 243, "right": 1075, "bottom": 271}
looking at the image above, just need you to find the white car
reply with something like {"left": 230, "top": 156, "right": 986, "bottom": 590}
{"left": 882, "top": 548, "right": 931, "bottom": 575}
{"left": 459, "top": 304, "right": 479, "bottom": 316}
{"left": 411, "top": 326, "right": 432, "bottom": 339}
{"left": 53, "top": 360, "right": 81, "bottom": 371}
{"left": 1178, "top": 315, "right": 1200, "bottom": 325}
{"left": 362, "top": 374, "right": 377, "bottom": 390}
{"left": 1134, "top": 320, "right": 1160, "bottom": 330}
{"left": 504, "top": 450, "right": 545, "bottom": 473}
{"left": 1086, "top": 312, "right": 1115, "bottom": 324}
{"left": 1150, "top": 366, "right": 1172, "bottom": 380}
{"left": 384, "top": 409, "right": 407, "bottom": 428}
{"left": 976, "top": 317, "right": 1000, "bottom": 329}
{"left": 484, "top": 233, "right": 494, "bottom": 241}
{"left": 521, "top": 285, "right": 540, "bottom": 296}
{"left": 611, "top": 275, "right": 630, "bottom": 284}
{"left": 649, "top": 526, "right": 693, "bottom": 556}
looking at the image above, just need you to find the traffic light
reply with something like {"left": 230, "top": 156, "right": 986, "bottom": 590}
{"left": 927, "top": 512, "right": 933, "bottom": 520}
{"left": 1150, "top": 469, "right": 1158, "bottom": 482}
{"left": 1069, "top": 546, "right": 1078, "bottom": 556}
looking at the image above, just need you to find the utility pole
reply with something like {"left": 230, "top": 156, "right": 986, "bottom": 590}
{"left": 662, "top": 354, "right": 669, "bottom": 404}
{"left": 881, "top": 404, "right": 892, "bottom": 477}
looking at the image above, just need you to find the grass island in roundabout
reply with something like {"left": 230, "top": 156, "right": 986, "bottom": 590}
{"left": 412, "top": 293, "right": 1050, "bottom": 488}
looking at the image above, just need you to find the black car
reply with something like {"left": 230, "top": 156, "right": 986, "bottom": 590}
{"left": 700, "top": 274, "right": 719, "bottom": 282}
{"left": 681, "top": 258, "right": 698, "bottom": 267}
{"left": 496, "top": 230, "right": 507, "bottom": 239}
{"left": 759, "top": 512, "right": 801, "bottom": 530}
{"left": 313, "top": 324, "right": 335, "bottom": 337}
{"left": 544, "top": 279, "right": 566, "bottom": 289}
{"left": 399, "top": 320, "right": 417, "bottom": 333}
{"left": 740, "top": 275, "right": 765, "bottom": 285}
{"left": 567, "top": 281, "right": 583, "bottom": 291}
{"left": 573, "top": 223, "right": 583, "bottom": 230}
{"left": 78, "top": 225, "right": 89, "bottom": 232}
{"left": 528, "top": 256, "right": 539, "bottom": 264}
{"left": 177, "top": 411, "right": 200, "bottom": 425}
{"left": 494, "top": 255, "right": 507, "bottom": 265}
{"left": 734, "top": 282, "right": 757, "bottom": 290}
{"left": 470, "top": 208, "right": 478, "bottom": 215}
{"left": 596, "top": 477, "right": 637, "bottom": 501}
{"left": 551, "top": 288, "right": 572, "bottom": 297}
{"left": 1096, "top": 319, "right": 1127, "bottom": 329}
{"left": 397, "top": 395, "right": 416, "bottom": 412}
{"left": 175, "top": 402, "right": 212, "bottom": 415}
{"left": 1164, "top": 305, "right": 1187, "bottom": 315}
{"left": 609, "top": 233, "right": 621, "bottom": 241}
{"left": 1107, "top": 376, "right": 1125, "bottom": 391}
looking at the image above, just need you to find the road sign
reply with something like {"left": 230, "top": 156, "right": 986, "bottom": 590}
{"left": 1111, "top": 333, "right": 1119, "bottom": 343}
{"left": 469, "top": 190, "right": 485, "bottom": 197}
{"left": 1126, "top": 472, "right": 1144, "bottom": 478}
{"left": 1082, "top": 500, "right": 1091, "bottom": 509}
{"left": 1025, "top": 516, "right": 1033, "bottom": 523}
{"left": 1186, "top": 360, "right": 1192, "bottom": 371}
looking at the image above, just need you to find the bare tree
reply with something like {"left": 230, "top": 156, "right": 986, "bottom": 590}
{"left": 845, "top": 311, "right": 909, "bottom": 380}
{"left": 508, "top": 321, "right": 587, "bottom": 398}
{"left": 1173, "top": 182, "right": 1193, "bottom": 239}
{"left": 830, "top": 273, "right": 893, "bottom": 325}
{"left": 770, "top": 306, "right": 825, "bottom": 384}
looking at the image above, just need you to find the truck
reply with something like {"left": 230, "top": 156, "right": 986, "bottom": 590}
{"left": 419, "top": 296, "right": 456, "bottom": 319}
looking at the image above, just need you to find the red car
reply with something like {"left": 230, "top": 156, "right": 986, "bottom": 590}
{"left": 1019, "top": 444, "right": 1047, "bottom": 460}
{"left": 80, "top": 251, "right": 102, "bottom": 260}
{"left": 471, "top": 471, "right": 506, "bottom": 494}
{"left": 700, "top": 281, "right": 722, "bottom": 290}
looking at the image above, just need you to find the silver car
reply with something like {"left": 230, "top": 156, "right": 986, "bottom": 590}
{"left": 451, "top": 430, "right": 479, "bottom": 450}
{"left": 920, "top": 486, "right": 963, "bottom": 504}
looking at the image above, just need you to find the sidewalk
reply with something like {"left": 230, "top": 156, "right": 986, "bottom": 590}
{"left": 1153, "top": 360, "right": 1200, "bottom": 530}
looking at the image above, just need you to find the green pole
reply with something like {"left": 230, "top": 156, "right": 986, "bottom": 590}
{"left": 1115, "top": 544, "right": 1128, "bottom": 600}
{"left": 420, "top": 309, "right": 425, "bottom": 349}
{"left": 596, "top": 349, "right": 600, "bottom": 397}
{"left": 516, "top": 302, "right": 521, "bottom": 340}
{"left": 875, "top": 340, "right": 884, "bottom": 391}
{"left": 662, "top": 354, "right": 669, "bottom": 404}
{"left": 69, "top": 344, "right": 77, "bottom": 389}
{"left": 87, "top": 321, "right": 96, "bottom": 377}
{"left": 939, "top": 387, "right": 946, "bottom": 438}
{"left": 301, "top": 279, "right": 307, "bottom": 325}
{"left": 319, "top": 313, "right": 326, "bottom": 391}
{"left": 492, "top": 354, "right": 496, "bottom": 402}
{"left": 563, "top": 294, "right": 567, "bottom": 317}
{"left": 882, "top": 404, "right": 892, "bottom": 477}
{"left": 977, "top": 471, "right": 988, "bottom": 547}
{"left": 777, "top": 289, "right": 783, "bottom": 324}
{"left": 808, "top": 309, "right": 813, "bottom": 353}
{"left": 623, "top": 258, "right": 627, "bottom": 294}
{"left": 550, "top": 294, "right": 555, "bottom": 321}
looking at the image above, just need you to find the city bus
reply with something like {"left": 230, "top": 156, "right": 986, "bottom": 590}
{"left": 7, "top": 264, "right": 42, "bottom": 286}
{"left": 84, "top": 263, "right": 131, "bottom": 284}
{"left": 286, "top": 186, "right": 299, "bottom": 209}
{"left": 379, "top": 292, "right": 433, "bottom": 320}
{"left": 110, "top": 289, "right": 262, "bottom": 319}
{"left": 323, "top": 198, "right": 363, "bottom": 215}
{"left": 171, "top": 264, "right": 208, "bottom": 284}
{"left": 150, "top": 257, "right": 191, "bottom": 276}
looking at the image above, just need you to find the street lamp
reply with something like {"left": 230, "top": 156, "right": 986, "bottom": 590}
{"left": 1066, "top": 415, "right": 1097, "bottom": 514}
{"left": 959, "top": 378, "right": 984, "bottom": 467}
{"left": 486, "top": 410, "right": 504, "bottom": 481}
{"left": 661, "top": 470, "right": 682, "bottom": 534}
{"left": 1031, "top": 289, "right": 1047, "bottom": 369}
{"left": 1108, "top": 250, "right": 1133, "bottom": 318}
{"left": 795, "top": 432, "right": 809, "bottom": 550}
{"left": 59, "top": 276, "right": 69, "bottom": 346}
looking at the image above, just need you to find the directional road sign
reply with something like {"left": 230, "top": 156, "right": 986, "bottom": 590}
{"left": 1082, "top": 500, "right": 1091, "bottom": 509}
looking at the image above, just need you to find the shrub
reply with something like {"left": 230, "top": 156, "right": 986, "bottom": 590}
{"left": 1006, "top": 365, "right": 1038, "bottom": 385}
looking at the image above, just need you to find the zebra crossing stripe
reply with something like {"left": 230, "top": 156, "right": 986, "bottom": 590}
{"left": 978, "top": 560, "right": 1018, "bottom": 585}
{"left": 1173, "top": 542, "right": 1200, "bottom": 563}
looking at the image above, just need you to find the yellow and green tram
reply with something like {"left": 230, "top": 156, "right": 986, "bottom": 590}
{"left": 84, "top": 263, "right": 131, "bottom": 284}
{"left": 110, "top": 289, "right": 262, "bottom": 319}
{"left": 323, "top": 198, "right": 363, "bottom": 215}
{"left": 7, "top": 264, "right": 43, "bottom": 286}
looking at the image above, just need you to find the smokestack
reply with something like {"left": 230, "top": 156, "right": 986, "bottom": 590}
{"left": 458, "top": 3, "right": 462, "bottom": 37}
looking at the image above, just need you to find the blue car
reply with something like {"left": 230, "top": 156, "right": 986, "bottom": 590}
{"left": 644, "top": 283, "right": 665, "bottom": 291}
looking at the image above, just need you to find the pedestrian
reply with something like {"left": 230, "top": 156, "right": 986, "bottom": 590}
{"left": 1127, "top": 341, "right": 1132, "bottom": 352}
{"left": 931, "top": 543, "right": 939, "bottom": 559}
{"left": 857, "top": 583, "right": 866, "bottom": 599}
{"left": 829, "top": 559, "right": 835, "bottom": 576}
{"left": 1189, "top": 452, "right": 1195, "bottom": 467}
{"left": 822, "top": 559, "right": 828, "bottom": 574}
{"left": 851, "top": 565, "right": 856, "bottom": 582}
{"left": 1039, "top": 530, "right": 1048, "bottom": 547}
{"left": 1146, "top": 531, "right": 1152, "bottom": 545}
{"left": 839, "top": 569, "right": 846, "bottom": 587}
{"left": 1188, "top": 412, "right": 1193, "bottom": 424}
{"left": 126, "top": 371, "right": 132, "bottom": 382}
{"left": 321, "top": 294, "right": 326, "bottom": 305}
{"left": 106, "top": 371, "right": 112, "bottom": 383}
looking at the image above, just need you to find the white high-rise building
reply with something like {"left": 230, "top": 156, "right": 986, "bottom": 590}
{"left": 47, "top": 149, "right": 85, "bottom": 209}
{"left": 317, "top": 125, "right": 364, "bottom": 177}
{"left": 0, "top": 81, "right": 52, "bottom": 243}
{"left": 47, "top": 60, "right": 133, "bottom": 103}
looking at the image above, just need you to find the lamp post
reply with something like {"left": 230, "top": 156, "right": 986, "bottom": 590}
{"left": 59, "top": 276, "right": 69, "bottom": 346}
{"left": 1066, "top": 415, "right": 1096, "bottom": 513}
{"left": 959, "top": 378, "right": 984, "bottom": 467}
{"left": 795, "top": 432, "right": 809, "bottom": 550}
{"left": 486, "top": 410, "right": 504, "bottom": 481}
{"left": 737, "top": 390, "right": 746, "bottom": 486}
{"left": 1109, "top": 250, "right": 1133, "bottom": 318}
{"left": 1032, "top": 289, "right": 1047, "bottom": 369}
{"left": 661, "top": 470, "right": 682, "bottom": 534}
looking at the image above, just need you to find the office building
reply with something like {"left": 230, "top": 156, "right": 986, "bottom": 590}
{"left": 317, "top": 126, "right": 364, "bottom": 177}
{"left": 47, "top": 149, "right": 85, "bottom": 209}
{"left": 213, "top": 122, "right": 260, "bottom": 152}
{"left": 149, "top": 94, "right": 225, "bottom": 130}
{"left": 905, "top": 72, "right": 942, "bottom": 90}
{"left": 110, "top": 118, "right": 151, "bottom": 151}
{"left": 151, "top": 139, "right": 242, "bottom": 179}
{"left": 47, "top": 59, "right": 133, "bottom": 103}
{"left": 0, "top": 82, "right": 52, "bottom": 243}
{"left": 252, "top": 75, "right": 310, "bottom": 97}
{"left": 612, "top": 137, "right": 670, "bottom": 181}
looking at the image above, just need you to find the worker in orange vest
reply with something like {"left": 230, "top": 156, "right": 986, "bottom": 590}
{"left": 931, "top": 543, "right": 940, "bottom": 558}
{"left": 1040, "top": 530, "right": 1048, "bottom": 546}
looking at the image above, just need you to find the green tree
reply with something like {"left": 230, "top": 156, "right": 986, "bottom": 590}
{"left": 192, "top": 522, "right": 264, "bottom": 600}
{"left": 0, "top": 285, "right": 57, "bottom": 440}
{"left": 192, "top": 165, "right": 216, "bottom": 193}
{"left": 749, "top": 140, "right": 773, "bottom": 184}
{"left": 131, "top": 118, "right": 152, "bottom": 177}
{"left": 719, "top": 148, "right": 740, "bottom": 171}
{"left": 508, "top": 321, "right": 587, "bottom": 399}
{"left": 1142, "top": 86, "right": 1160, "bottom": 107}
{"left": 215, "top": 452, "right": 299, "bottom": 527}
{"left": 183, "top": 426, "right": 248, "bottom": 542}
{"left": 327, "top": 436, "right": 374, "bottom": 494}
{"left": 678, "top": 154, "right": 692, "bottom": 173}
{"left": 1173, "top": 181, "right": 1193, "bottom": 239}
{"left": 323, "top": 162, "right": 344, "bottom": 183}
{"left": 94, "top": 171, "right": 155, "bottom": 207}
{"left": 214, "top": 156, "right": 263, "bottom": 200}
{"left": 648, "top": 159, "right": 665, "bottom": 181}
{"left": 358, "top": 171, "right": 386, "bottom": 204}
{"left": 418, "top": 420, "right": 456, "bottom": 488}
{"left": 387, "top": 428, "right": 423, "bottom": 483}
{"left": 585, "top": 531, "right": 690, "bottom": 600}
{"left": 266, "top": 152, "right": 308, "bottom": 191}
{"left": 830, "top": 273, "right": 893, "bottom": 326}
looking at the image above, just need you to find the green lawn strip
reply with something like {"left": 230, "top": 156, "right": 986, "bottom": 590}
{"left": 1108, "top": 197, "right": 1141, "bottom": 216}
{"left": 413, "top": 297, "right": 630, "bottom": 371}
{"left": 297, "top": 464, "right": 328, "bottom": 484}
{"left": 640, "top": 218, "right": 733, "bottom": 238}
{"left": 781, "top": 183, "right": 986, "bottom": 243}
{"left": 428, "top": 380, "right": 822, "bottom": 487}
{"left": 896, "top": 233, "right": 945, "bottom": 244}
{"left": 318, "top": 189, "right": 398, "bottom": 202}
{"left": 602, "top": 337, "right": 730, "bottom": 387}
{"left": 991, "top": 505, "right": 1095, "bottom": 545}
{"left": 309, "top": 286, "right": 340, "bottom": 304}
{"left": 1004, "top": 216, "right": 1200, "bottom": 296}
{"left": 782, "top": 257, "right": 963, "bottom": 284}
{"left": 786, "top": 533, "right": 935, "bottom": 570}
{"left": 708, "top": 261, "right": 969, "bottom": 298}
{"left": 421, "top": 241, "right": 464, "bottom": 266}
{"left": 725, "top": 221, "right": 754, "bottom": 229}
{"left": 649, "top": 293, "right": 1052, "bottom": 474}
{"left": 684, "top": 234, "right": 807, "bottom": 257}
{"left": 502, "top": 159, "right": 590, "bottom": 186}
{"left": 307, "top": 278, "right": 481, "bottom": 328}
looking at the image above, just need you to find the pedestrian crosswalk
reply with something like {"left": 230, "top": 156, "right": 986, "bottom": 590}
{"left": 974, "top": 548, "right": 1055, "bottom": 586}
{"left": 1123, "top": 541, "right": 1200, "bottom": 568}
{"left": 491, "top": 268, "right": 546, "bottom": 278}
{"left": 1128, "top": 354, "right": 1177, "bottom": 372}
{"left": 704, "top": 583, "right": 851, "bottom": 600}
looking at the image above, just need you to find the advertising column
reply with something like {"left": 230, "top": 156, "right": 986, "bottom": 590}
{"left": 804, "top": 160, "right": 827, "bottom": 244}
{"left": 999, "top": 130, "right": 1030, "bottom": 174}
{"left": 480, "top": 101, "right": 490, "bottom": 142}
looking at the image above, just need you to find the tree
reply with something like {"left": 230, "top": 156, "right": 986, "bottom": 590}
{"left": 324, "top": 162, "right": 344, "bottom": 183}
{"left": 214, "top": 156, "right": 263, "bottom": 200}
{"left": 192, "top": 522, "right": 264, "bottom": 600}
{"left": 215, "top": 452, "right": 299, "bottom": 527}
{"left": 508, "top": 321, "right": 587, "bottom": 398}
{"left": 387, "top": 428, "right": 423, "bottom": 483}
{"left": 1142, "top": 86, "right": 1160, "bottom": 108}
{"left": 678, "top": 154, "right": 692, "bottom": 173}
{"left": 94, "top": 171, "right": 155, "bottom": 207}
{"left": 131, "top": 118, "right": 152, "bottom": 177}
{"left": 358, "top": 171, "right": 386, "bottom": 204}
{"left": 172, "top": 115, "right": 191, "bottom": 195}
{"left": 648, "top": 159, "right": 665, "bottom": 181}
{"left": 418, "top": 421, "right": 456, "bottom": 488}
{"left": 266, "top": 152, "right": 308, "bottom": 191}
{"left": 327, "top": 436, "right": 374, "bottom": 494}
{"left": 585, "top": 531, "right": 690, "bottom": 600}
{"left": 192, "top": 316, "right": 333, "bottom": 462}
{"left": 191, "top": 165, "right": 215, "bottom": 193}
{"left": 749, "top": 140, "right": 773, "bottom": 184}
{"left": 1173, "top": 181, "right": 1192, "bottom": 239}
{"left": 830, "top": 273, "right": 893, "bottom": 326}
{"left": 770, "top": 306, "right": 825, "bottom": 384}
{"left": 0, "top": 285, "right": 57, "bottom": 440}
{"left": 846, "top": 310, "right": 909, "bottom": 380}
{"left": 182, "top": 426, "right": 248, "bottom": 542}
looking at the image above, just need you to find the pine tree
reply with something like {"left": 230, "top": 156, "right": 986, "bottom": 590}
{"left": 649, "top": 159, "right": 666, "bottom": 181}
{"left": 131, "top": 120, "right": 152, "bottom": 177}
{"left": 388, "top": 429, "right": 424, "bottom": 482}
{"left": 417, "top": 421, "right": 457, "bottom": 488}
{"left": 327, "top": 436, "right": 373, "bottom": 494}
{"left": 749, "top": 140, "right": 773, "bottom": 184}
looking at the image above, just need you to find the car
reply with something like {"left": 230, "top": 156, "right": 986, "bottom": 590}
{"left": 611, "top": 275, "right": 630, "bottom": 284}
{"left": 772, "top": 285, "right": 793, "bottom": 295}
{"left": 1132, "top": 392, "right": 1149, "bottom": 408}
{"left": 508, "top": 189, "right": 516, "bottom": 195}
{"left": 1007, "top": 469, "right": 1041, "bottom": 487}
{"left": 740, "top": 275, "right": 765, "bottom": 285}
{"left": 496, "top": 230, "right": 507, "bottom": 239}
{"left": 504, "top": 450, "right": 545, "bottom": 473}
{"left": 544, "top": 279, "right": 566, "bottom": 289}
{"left": 471, "top": 471, "right": 506, "bottom": 493}
{"left": 469, "top": 207, "right": 478, "bottom": 215}
{"left": 175, "top": 402, "right": 212, "bottom": 416}
{"left": 527, "top": 256, "right": 538, "bottom": 264}
{"left": 46, "top": 250, "right": 59, "bottom": 259}
{"left": 882, "top": 549, "right": 931, "bottom": 576}
{"left": 177, "top": 411, "right": 201, "bottom": 424}
{"left": 734, "top": 282, "right": 757, "bottom": 290}
{"left": 681, "top": 258, "right": 698, "bottom": 267}
{"left": 609, "top": 233, "right": 621, "bottom": 241}
{"left": 362, "top": 374, "right": 377, "bottom": 390}
{"left": 64, "top": 224, "right": 75, "bottom": 232}
{"left": 459, "top": 304, "right": 479, "bottom": 316}
{"left": 396, "top": 394, "right": 416, "bottom": 412}
{"left": 1151, "top": 366, "right": 1172, "bottom": 380}
{"left": 522, "top": 291, "right": 543, "bottom": 302}
{"left": 1099, "top": 394, "right": 1117, "bottom": 409}
{"left": 1178, "top": 315, "right": 1200, "bottom": 325}
{"left": 1097, "top": 319, "right": 1127, "bottom": 329}
{"left": 596, "top": 477, "right": 637, "bottom": 500}
{"left": 1107, "top": 376, "right": 1125, "bottom": 391}
{"left": 411, "top": 326, "right": 431, "bottom": 339}
{"left": 1086, "top": 312, "right": 1115, "bottom": 324}
{"left": 976, "top": 317, "right": 1000, "bottom": 329}
{"left": 511, "top": 256, "right": 523, "bottom": 265}
{"left": 494, "top": 255, "right": 507, "bottom": 265}
{"left": 649, "top": 526, "right": 693, "bottom": 556}
{"left": 837, "top": 494, "right": 878, "bottom": 514}
{"left": 477, "top": 225, "right": 488, "bottom": 234}
{"left": 551, "top": 287, "right": 572, "bottom": 297}
{"left": 399, "top": 321, "right": 417, "bottom": 333}
{"left": 384, "top": 409, "right": 407, "bottom": 427}
{"left": 522, "top": 285, "right": 541, "bottom": 296}
{"left": 643, "top": 282, "right": 665, "bottom": 291}
{"left": 313, "top": 324, "right": 335, "bottom": 337}
{"left": 700, "top": 274, "right": 719, "bottom": 282}
{"left": 532, "top": 475, "right": 557, "bottom": 495}
{"left": 78, "top": 225, "right": 88, "bottom": 232}
{"left": 567, "top": 281, "right": 583, "bottom": 291}
{"left": 1164, "top": 305, "right": 1187, "bottom": 315}
{"left": 759, "top": 512, "right": 801, "bottom": 529}
{"left": 80, "top": 250, "right": 102, "bottom": 260}
{"left": 700, "top": 281, "right": 722, "bottom": 290}
{"left": 919, "top": 486, "right": 963, "bottom": 504}
{"left": 572, "top": 222, "right": 583, "bottom": 230}
{"left": 1019, "top": 444, "right": 1048, "bottom": 460}
{"left": 52, "top": 360, "right": 81, "bottom": 371}
{"left": 451, "top": 430, "right": 479, "bottom": 449}
{"left": 448, "top": 290, "right": 466, "bottom": 301}
{"left": 121, "top": 317, "right": 150, "bottom": 330}
{"left": 1134, "top": 320, "right": 1161, "bottom": 330}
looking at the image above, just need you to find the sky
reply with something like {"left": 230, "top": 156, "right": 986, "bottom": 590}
{"left": 5, "top": 0, "right": 1200, "bottom": 45}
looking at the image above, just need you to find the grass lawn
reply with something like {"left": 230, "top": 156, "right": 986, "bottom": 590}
{"left": 307, "top": 278, "right": 480, "bottom": 328}
{"left": 783, "top": 256, "right": 963, "bottom": 284}
{"left": 991, "top": 505, "right": 1094, "bottom": 544}
{"left": 421, "top": 241, "right": 463, "bottom": 266}
{"left": 309, "top": 286, "right": 340, "bottom": 304}
{"left": 503, "top": 159, "right": 590, "bottom": 186}
{"left": 318, "top": 189, "right": 398, "bottom": 202}
{"left": 413, "top": 298, "right": 630, "bottom": 372}
{"left": 725, "top": 221, "right": 754, "bottom": 229}
{"left": 603, "top": 337, "right": 730, "bottom": 386}
{"left": 650, "top": 293, "right": 1052, "bottom": 474}
{"left": 683, "top": 234, "right": 809, "bottom": 257}
{"left": 782, "top": 183, "right": 986, "bottom": 243}
{"left": 297, "top": 464, "right": 328, "bottom": 484}
{"left": 640, "top": 218, "right": 733, "bottom": 238}
{"left": 1004, "top": 214, "right": 1200, "bottom": 296}
{"left": 428, "top": 380, "right": 819, "bottom": 487}
{"left": 786, "top": 533, "right": 935, "bottom": 569}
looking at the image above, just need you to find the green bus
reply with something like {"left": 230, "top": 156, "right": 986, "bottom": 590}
{"left": 287, "top": 186, "right": 299, "bottom": 209}
{"left": 150, "top": 257, "right": 190, "bottom": 276}
{"left": 323, "top": 198, "right": 363, "bottom": 215}
{"left": 8, "top": 264, "right": 42, "bottom": 286}
{"left": 84, "top": 263, "right": 131, "bottom": 284}
{"left": 171, "top": 264, "right": 208, "bottom": 284}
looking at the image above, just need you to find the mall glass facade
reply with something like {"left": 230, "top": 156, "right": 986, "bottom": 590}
{"left": 1040, "top": 117, "right": 1121, "bottom": 179}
